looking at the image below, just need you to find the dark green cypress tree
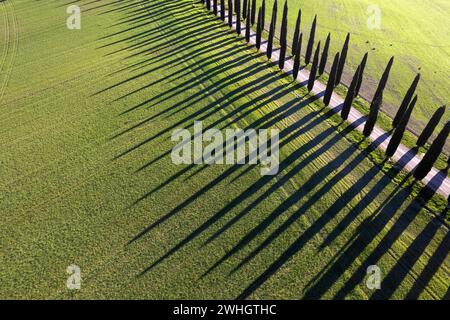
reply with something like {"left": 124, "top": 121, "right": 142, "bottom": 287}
{"left": 213, "top": 0, "right": 218, "bottom": 15}
{"left": 305, "top": 15, "right": 317, "bottom": 65}
{"left": 414, "top": 121, "right": 450, "bottom": 180}
{"left": 261, "top": 0, "right": 266, "bottom": 30}
{"left": 354, "top": 52, "right": 368, "bottom": 97}
{"left": 243, "top": 0, "right": 247, "bottom": 19}
{"left": 363, "top": 57, "right": 394, "bottom": 136}
{"left": 292, "top": 9, "right": 301, "bottom": 55}
{"left": 278, "top": 1, "right": 288, "bottom": 69}
{"left": 292, "top": 33, "right": 302, "bottom": 80}
{"left": 341, "top": 65, "right": 361, "bottom": 120}
{"left": 256, "top": 7, "right": 263, "bottom": 49}
{"left": 319, "top": 33, "right": 331, "bottom": 75}
{"left": 245, "top": 1, "right": 251, "bottom": 42}
{"left": 307, "top": 41, "right": 321, "bottom": 92}
{"left": 251, "top": 0, "right": 257, "bottom": 25}
{"left": 416, "top": 105, "right": 446, "bottom": 148}
{"left": 220, "top": 0, "right": 226, "bottom": 21}
{"left": 206, "top": 0, "right": 211, "bottom": 10}
{"left": 386, "top": 95, "right": 418, "bottom": 158}
{"left": 267, "top": 0, "right": 277, "bottom": 59}
{"left": 323, "top": 52, "right": 340, "bottom": 106}
{"left": 393, "top": 73, "right": 421, "bottom": 128}
{"left": 228, "top": 0, "right": 233, "bottom": 27}
{"left": 335, "top": 33, "right": 350, "bottom": 86}
{"left": 236, "top": 0, "right": 241, "bottom": 34}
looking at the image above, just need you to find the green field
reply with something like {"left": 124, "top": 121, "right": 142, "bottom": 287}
{"left": 258, "top": 0, "right": 449, "bottom": 140}
{"left": 0, "top": 0, "right": 448, "bottom": 299}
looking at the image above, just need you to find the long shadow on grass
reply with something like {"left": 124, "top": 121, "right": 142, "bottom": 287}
{"left": 404, "top": 229, "right": 449, "bottom": 299}
{"left": 130, "top": 92, "right": 323, "bottom": 246}
{"left": 300, "top": 168, "right": 444, "bottom": 299}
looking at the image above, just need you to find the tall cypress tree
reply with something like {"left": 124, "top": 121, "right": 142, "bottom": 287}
{"left": 256, "top": 7, "right": 263, "bottom": 49}
{"left": 341, "top": 65, "right": 361, "bottom": 120}
{"left": 305, "top": 15, "right": 317, "bottom": 65}
{"left": 354, "top": 52, "right": 368, "bottom": 97}
{"left": 206, "top": 0, "right": 211, "bottom": 11}
{"left": 335, "top": 33, "right": 350, "bottom": 86}
{"left": 307, "top": 41, "right": 321, "bottom": 92}
{"left": 386, "top": 95, "right": 417, "bottom": 158}
{"left": 266, "top": 0, "right": 277, "bottom": 59}
{"left": 236, "top": 0, "right": 241, "bottom": 34}
{"left": 213, "top": 0, "right": 218, "bottom": 15}
{"left": 319, "top": 33, "right": 331, "bottom": 75}
{"left": 261, "top": 0, "right": 266, "bottom": 31}
{"left": 251, "top": 0, "right": 257, "bottom": 25}
{"left": 228, "top": 0, "right": 233, "bottom": 28}
{"left": 278, "top": 1, "right": 288, "bottom": 70}
{"left": 243, "top": 0, "right": 247, "bottom": 19}
{"left": 393, "top": 73, "right": 421, "bottom": 128}
{"left": 220, "top": 0, "right": 226, "bottom": 21}
{"left": 292, "top": 33, "right": 302, "bottom": 80}
{"left": 245, "top": 1, "right": 251, "bottom": 42}
{"left": 363, "top": 57, "right": 395, "bottom": 136}
{"left": 324, "top": 52, "right": 340, "bottom": 106}
{"left": 414, "top": 121, "right": 450, "bottom": 180}
{"left": 416, "top": 105, "right": 446, "bottom": 148}
{"left": 292, "top": 9, "right": 301, "bottom": 55}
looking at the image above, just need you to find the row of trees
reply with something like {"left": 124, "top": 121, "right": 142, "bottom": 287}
{"left": 200, "top": 0, "right": 449, "bottom": 184}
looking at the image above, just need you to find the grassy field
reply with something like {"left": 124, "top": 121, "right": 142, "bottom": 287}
{"left": 0, "top": 0, "right": 448, "bottom": 299}
{"left": 256, "top": 0, "right": 449, "bottom": 141}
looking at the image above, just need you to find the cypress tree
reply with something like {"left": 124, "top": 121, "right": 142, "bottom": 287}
{"left": 207, "top": 0, "right": 211, "bottom": 11}
{"left": 243, "top": 0, "right": 247, "bottom": 19}
{"left": 393, "top": 73, "right": 421, "bottom": 128}
{"left": 335, "top": 33, "right": 350, "bottom": 86}
{"left": 228, "top": 0, "right": 233, "bottom": 28}
{"left": 245, "top": 1, "right": 251, "bottom": 42}
{"left": 323, "top": 52, "right": 340, "bottom": 106}
{"left": 414, "top": 121, "right": 450, "bottom": 180}
{"left": 341, "top": 65, "right": 361, "bottom": 121}
{"left": 251, "top": 0, "right": 257, "bottom": 25}
{"left": 292, "top": 9, "right": 302, "bottom": 55}
{"left": 278, "top": 1, "right": 288, "bottom": 70}
{"left": 319, "top": 33, "right": 331, "bottom": 75}
{"left": 234, "top": 0, "right": 238, "bottom": 13}
{"left": 256, "top": 7, "right": 263, "bottom": 49}
{"left": 292, "top": 33, "right": 302, "bottom": 80}
{"left": 363, "top": 57, "right": 394, "bottom": 136}
{"left": 307, "top": 41, "right": 321, "bottom": 92}
{"left": 305, "top": 15, "right": 317, "bottom": 65}
{"left": 267, "top": 0, "right": 277, "bottom": 59}
{"left": 220, "top": 0, "right": 225, "bottom": 21}
{"left": 386, "top": 95, "right": 418, "bottom": 158}
{"left": 261, "top": 0, "right": 266, "bottom": 30}
{"left": 213, "top": 0, "right": 218, "bottom": 15}
{"left": 236, "top": 0, "right": 241, "bottom": 34}
{"left": 354, "top": 52, "right": 368, "bottom": 97}
{"left": 416, "top": 105, "right": 446, "bottom": 148}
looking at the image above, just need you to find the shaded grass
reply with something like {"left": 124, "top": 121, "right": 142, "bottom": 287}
{"left": 0, "top": 0, "right": 448, "bottom": 300}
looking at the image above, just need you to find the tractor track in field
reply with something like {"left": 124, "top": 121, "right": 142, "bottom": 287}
{"left": 0, "top": 0, "right": 19, "bottom": 105}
